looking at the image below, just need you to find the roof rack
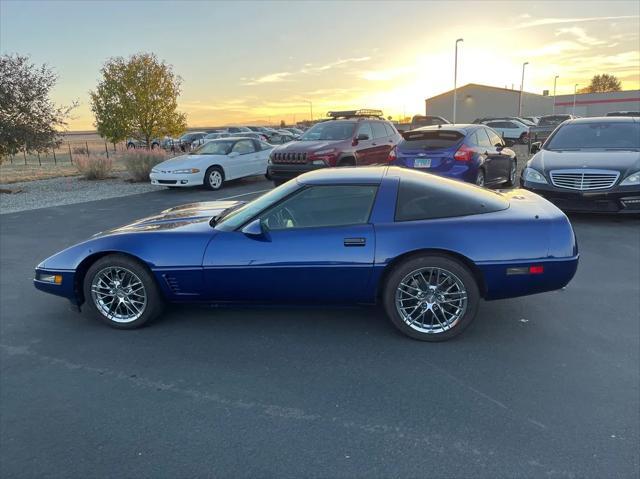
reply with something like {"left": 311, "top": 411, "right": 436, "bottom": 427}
{"left": 327, "top": 109, "right": 384, "bottom": 119}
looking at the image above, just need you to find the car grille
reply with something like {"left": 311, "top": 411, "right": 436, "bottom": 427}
{"left": 272, "top": 152, "right": 308, "bottom": 164}
{"left": 550, "top": 169, "right": 620, "bottom": 190}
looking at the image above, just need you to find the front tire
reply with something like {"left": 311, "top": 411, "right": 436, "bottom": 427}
{"left": 204, "top": 166, "right": 224, "bottom": 190}
{"left": 382, "top": 255, "right": 480, "bottom": 341}
{"left": 83, "top": 254, "right": 164, "bottom": 329}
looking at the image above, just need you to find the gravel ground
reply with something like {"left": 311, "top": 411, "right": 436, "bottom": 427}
{"left": 0, "top": 173, "right": 158, "bottom": 214}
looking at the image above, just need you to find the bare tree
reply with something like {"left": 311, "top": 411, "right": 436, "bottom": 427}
{"left": 579, "top": 74, "right": 622, "bottom": 94}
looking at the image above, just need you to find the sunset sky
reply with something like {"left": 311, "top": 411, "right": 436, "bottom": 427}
{"left": 1, "top": 0, "right": 639, "bottom": 130}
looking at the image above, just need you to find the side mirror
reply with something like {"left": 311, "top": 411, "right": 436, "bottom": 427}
{"left": 530, "top": 142, "right": 541, "bottom": 154}
{"left": 241, "top": 218, "right": 269, "bottom": 240}
{"left": 356, "top": 133, "right": 370, "bottom": 141}
{"left": 495, "top": 144, "right": 504, "bottom": 151}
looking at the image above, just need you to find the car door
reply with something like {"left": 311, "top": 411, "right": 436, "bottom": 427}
{"left": 369, "top": 121, "right": 393, "bottom": 163}
{"left": 252, "top": 140, "right": 272, "bottom": 175}
{"left": 225, "top": 139, "right": 258, "bottom": 180}
{"left": 354, "top": 122, "right": 377, "bottom": 165}
{"left": 202, "top": 185, "right": 377, "bottom": 303}
{"left": 483, "top": 128, "right": 510, "bottom": 182}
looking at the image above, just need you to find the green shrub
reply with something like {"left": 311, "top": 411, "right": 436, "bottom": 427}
{"left": 75, "top": 154, "right": 113, "bottom": 180}
{"left": 123, "top": 149, "right": 167, "bottom": 182}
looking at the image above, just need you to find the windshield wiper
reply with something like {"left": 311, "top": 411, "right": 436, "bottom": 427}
{"left": 209, "top": 204, "right": 243, "bottom": 227}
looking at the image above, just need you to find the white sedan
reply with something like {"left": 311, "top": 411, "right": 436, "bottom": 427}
{"left": 150, "top": 138, "right": 274, "bottom": 190}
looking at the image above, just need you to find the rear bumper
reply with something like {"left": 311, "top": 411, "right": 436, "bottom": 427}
{"left": 267, "top": 163, "right": 326, "bottom": 181}
{"left": 478, "top": 255, "right": 579, "bottom": 300}
{"left": 521, "top": 182, "right": 640, "bottom": 214}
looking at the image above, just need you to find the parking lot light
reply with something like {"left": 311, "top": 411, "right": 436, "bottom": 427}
{"left": 573, "top": 84, "right": 579, "bottom": 114}
{"left": 453, "top": 38, "right": 463, "bottom": 124}
{"left": 552, "top": 75, "right": 559, "bottom": 113}
{"left": 518, "top": 61, "right": 529, "bottom": 117}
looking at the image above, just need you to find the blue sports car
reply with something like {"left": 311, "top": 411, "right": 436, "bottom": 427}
{"left": 34, "top": 166, "right": 579, "bottom": 341}
{"left": 390, "top": 124, "right": 518, "bottom": 187}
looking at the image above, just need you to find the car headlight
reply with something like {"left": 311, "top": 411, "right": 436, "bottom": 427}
{"left": 268, "top": 157, "right": 273, "bottom": 165}
{"left": 523, "top": 167, "right": 548, "bottom": 184}
{"left": 314, "top": 148, "right": 336, "bottom": 156}
{"left": 620, "top": 171, "right": 640, "bottom": 186}
{"left": 151, "top": 168, "right": 159, "bottom": 174}
{"left": 172, "top": 168, "right": 200, "bottom": 174}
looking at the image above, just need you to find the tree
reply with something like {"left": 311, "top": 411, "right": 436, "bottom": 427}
{"left": 578, "top": 74, "right": 622, "bottom": 94}
{"left": 90, "top": 53, "right": 187, "bottom": 147}
{"left": 0, "top": 54, "right": 75, "bottom": 162}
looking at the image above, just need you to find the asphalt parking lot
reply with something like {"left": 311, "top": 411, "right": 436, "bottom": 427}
{"left": 1, "top": 178, "right": 639, "bottom": 478}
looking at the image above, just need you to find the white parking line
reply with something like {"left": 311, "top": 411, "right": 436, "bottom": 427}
{"left": 218, "top": 188, "right": 272, "bottom": 200}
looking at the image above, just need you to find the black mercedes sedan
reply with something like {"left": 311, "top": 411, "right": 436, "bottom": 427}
{"left": 521, "top": 117, "right": 640, "bottom": 214}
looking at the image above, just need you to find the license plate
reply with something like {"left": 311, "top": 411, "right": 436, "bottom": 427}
{"left": 414, "top": 158, "right": 431, "bottom": 168}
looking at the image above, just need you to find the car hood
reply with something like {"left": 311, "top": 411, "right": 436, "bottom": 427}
{"left": 274, "top": 139, "right": 343, "bottom": 153}
{"left": 94, "top": 200, "right": 245, "bottom": 236}
{"left": 530, "top": 149, "right": 640, "bottom": 176}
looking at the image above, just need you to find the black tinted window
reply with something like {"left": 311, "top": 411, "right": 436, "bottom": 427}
{"left": 546, "top": 122, "right": 640, "bottom": 149}
{"left": 539, "top": 115, "right": 570, "bottom": 126}
{"left": 261, "top": 185, "right": 378, "bottom": 230}
{"left": 400, "top": 130, "right": 463, "bottom": 149}
{"left": 371, "top": 122, "right": 388, "bottom": 139}
{"left": 395, "top": 173, "right": 508, "bottom": 221}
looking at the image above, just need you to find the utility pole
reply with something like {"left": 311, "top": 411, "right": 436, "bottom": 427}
{"left": 573, "top": 84, "right": 578, "bottom": 115}
{"left": 453, "top": 38, "right": 463, "bottom": 123}
{"left": 552, "top": 75, "right": 559, "bottom": 114}
{"left": 518, "top": 61, "right": 529, "bottom": 117}
{"left": 303, "top": 100, "right": 313, "bottom": 122}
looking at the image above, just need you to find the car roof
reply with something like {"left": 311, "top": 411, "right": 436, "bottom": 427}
{"left": 564, "top": 116, "right": 638, "bottom": 124}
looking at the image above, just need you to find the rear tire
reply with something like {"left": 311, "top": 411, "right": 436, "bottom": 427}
{"left": 83, "top": 254, "right": 164, "bottom": 330}
{"left": 383, "top": 255, "right": 480, "bottom": 341}
{"left": 505, "top": 159, "right": 517, "bottom": 187}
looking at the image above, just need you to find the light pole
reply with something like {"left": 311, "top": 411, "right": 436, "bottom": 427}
{"left": 552, "top": 75, "right": 559, "bottom": 114}
{"left": 303, "top": 100, "right": 313, "bottom": 122}
{"left": 518, "top": 61, "right": 529, "bottom": 117}
{"left": 453, "top": 38, "right": 463, "bottom": 124}
{"left": 573, "top": 84, "right": 578, "bottom": 115}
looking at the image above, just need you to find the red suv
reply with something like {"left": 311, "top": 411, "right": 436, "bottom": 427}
{"left": 267, "top": 110, "right": 401, "bottom": 185}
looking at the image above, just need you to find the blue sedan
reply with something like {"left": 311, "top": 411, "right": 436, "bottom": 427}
{"left": 34, "top": 166, "right": 578, "bottom": 341}
{"left": 390, "top": 124, "right": 518, "bottom": 187}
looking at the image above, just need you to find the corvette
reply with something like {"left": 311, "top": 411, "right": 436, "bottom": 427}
{"left": 34, "top": 166, "right": 579, "bottom": 341}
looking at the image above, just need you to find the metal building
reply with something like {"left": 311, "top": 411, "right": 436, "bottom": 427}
{"left": 425, "top": 83, "right": 640, "bottom": 122}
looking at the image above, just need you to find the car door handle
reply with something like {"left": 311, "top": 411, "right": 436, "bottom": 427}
{"left": 344, "top": 237, "right": 366, "bottom": 247}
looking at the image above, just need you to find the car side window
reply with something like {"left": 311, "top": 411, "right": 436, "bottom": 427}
{"left": 383, "top": 122, "right": 397, "bottom": 136}
{"left": 476, "top": 129, "right": 493, "bottom": 148}
{"left": 486, "top": 129, "right": 504, "bottom": 147}
{"left": 259, "top": 185, "right": 378, "bottom": 231}
{"left": 395, "top": 177, "right": 508, "bottom": 221}
{"left": 371, "top": 121, "right": 388, "bottom": 139}
{"left": 503, "top": 122, "right": 517, "bottom": 129}
{"left": 357, "top": 122, "right": 373, "bottom": 140}
{"left": 232, "top": 140, "right": 255, "bottom": 154}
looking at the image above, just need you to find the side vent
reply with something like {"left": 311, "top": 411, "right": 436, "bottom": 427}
{"left": 163, "top": 275, "right": 181, "bottom": 294}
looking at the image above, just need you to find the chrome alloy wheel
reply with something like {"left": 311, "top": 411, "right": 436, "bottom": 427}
{"left": 395, "top": 267, "right": 468, "bottom": 334}
{"left": 209, "top": 170, "right": 223, "bottom": 189}
{"left": 90, "top": 266, "right": 147, "bottom": 323}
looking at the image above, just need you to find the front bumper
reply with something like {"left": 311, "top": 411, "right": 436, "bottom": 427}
{"left": 521, "top": 181, "right": 640, "bottom": 213}
{"left": 267, "top": 163, "right": 326, "bottom": 181}
{"left": 34, "top": 268, "right": 79, "bottom": 302}
{"left": 150, "top": 171, "right": 204, "bottom": 187}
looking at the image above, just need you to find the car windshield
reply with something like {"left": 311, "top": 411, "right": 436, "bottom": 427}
{"left": 191, "top": 140, "right": 235, "bottom": 155}
{"left": 215, "top": 181, "right": 300, "bottom": 231}
{"left": 545, "top": 122, "right": 640, "bottom": 150}
{"left": 539, "top": 116, "right": 570, "bottom": 126}
{"left": 300, "top": 121, "right": 356, "bottom": 141}
{"left": 400, "top": 130, "right": 464, "bottom": 149}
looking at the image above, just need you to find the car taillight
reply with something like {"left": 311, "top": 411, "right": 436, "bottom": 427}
{"left": 388, "top": 146, "right": 397, "bottom": 162}
{"left": 454, "top": 144, "right": 474, "bottom": 162}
